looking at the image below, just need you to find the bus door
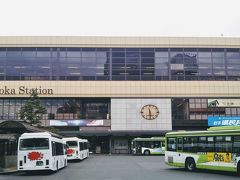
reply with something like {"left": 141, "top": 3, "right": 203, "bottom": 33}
{"left": 135, "top": 141, "right": 142, "bottom": 154}
{"left": 176, "top": 137, "right": 183, "bottom": 162}
{"left": 161, "top": 140, "right": 165, "bottom": 153}
{"left": 166, "top": 137, "right": 177, "bottom": 163}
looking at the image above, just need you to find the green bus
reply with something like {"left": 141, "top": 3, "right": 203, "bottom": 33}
{"left": 131, "top": 137, "right": 165, "bottom": 155}
{"left": 165, "top": 126, "right": 240, "bottom": 174}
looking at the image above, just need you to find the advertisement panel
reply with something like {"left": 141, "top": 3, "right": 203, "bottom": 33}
{"left": 50, "top": 119, "right": 104, "bottom": 126}
{"left": 208, "top": 99, "right": 240, "bottom": 107}
{"left": 207, "top": 152, "right": 232, "bottom": 163}
{"left": 208, "top": 116, "right": 240, "bottom": 126}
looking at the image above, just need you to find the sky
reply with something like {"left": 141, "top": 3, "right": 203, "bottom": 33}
{"left": 0, "top": 0, "right": 240, "bottom": 37}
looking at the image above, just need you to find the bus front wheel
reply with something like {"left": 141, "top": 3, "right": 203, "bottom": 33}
{"left": 237, "top": 162, "right": 240, "bottom": 175}
{"left": 144, "top": 150, "right": 150, "bottom": 155}
{"left": 185, "top": 158, "right": 196, "bottom": 171}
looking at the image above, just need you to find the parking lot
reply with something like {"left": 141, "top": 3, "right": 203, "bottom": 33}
{"left": 0, "top": 155, "right": 239, "bottom": 180}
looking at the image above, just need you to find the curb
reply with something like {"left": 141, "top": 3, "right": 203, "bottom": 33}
{"left": 0, "top": 169, "right": 18, "bottom": 175}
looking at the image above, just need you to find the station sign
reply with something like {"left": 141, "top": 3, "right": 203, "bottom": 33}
{"left": 208, "top": 116, "right": 240, "bottom": 126}
{"left": 0, "top": 86, "right": 53, "bottom": 95}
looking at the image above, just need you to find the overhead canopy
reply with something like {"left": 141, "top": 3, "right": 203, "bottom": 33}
{"left": 0, "top": 134, "right": 18, "bottom": 140}
{"left": 0, "top": 121, "right": 63, "bottom": 138}
{"left": 60, "top": 130, "right": 168, "bottom": 137}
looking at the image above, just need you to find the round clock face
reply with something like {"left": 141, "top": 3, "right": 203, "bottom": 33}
{"left": 140, "top": 104, "right": 159, "bottom": 120}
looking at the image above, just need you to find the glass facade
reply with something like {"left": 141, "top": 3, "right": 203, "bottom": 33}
{"left": 172, "top": 98, "right": 240, "bottom": 121}
{"left": 2, "top": 97, "right": 239, "bottom": 122}
{"left": 0, "top": 48, "right": 239, "bottom": 81}
{"left": 0, "top": 98, "right": 110, "bottom": 121}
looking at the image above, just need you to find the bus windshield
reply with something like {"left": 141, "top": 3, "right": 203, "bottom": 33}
{"left": 19, "top": 138, "right": 49, "bottom": 150}
{"left": 66, "top": 141, "right": 78, "bottom": 147}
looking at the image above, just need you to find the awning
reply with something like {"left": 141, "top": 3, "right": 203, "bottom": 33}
{"left": 0, "top": 134, "right": 18, "bottom": 140}
{"left": 59, "top": 130, "right": 168, "bottom": 137}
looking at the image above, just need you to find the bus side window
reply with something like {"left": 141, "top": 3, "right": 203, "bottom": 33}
{"left": 80, "top": 142, "right": 84, "bottom": 151}
{"left": 206, "top": 137, "right": 214, "bottom": 152}
{"left": 84, "top": 142, "right": 87, "bottom": 150}
{"left": 215, "top": 136, "right": 232, "bottom": 152}
{"left": 79, "top": 143, "right": 81, "bottom": 151}
{"left": 177, "top": 138, "right": 183, "bottom": 151}
{"left": 149, "top": 142, "right": 154, "bottom": 148}
{"left": 52, "top": 142, "right": 56, "bottom": 156}
{"left": 198, "top": 137, "right": 207, "bottom": 152}
{"left": 154, "top": 141, "right": 160, "bottom": 148}
{"left": 162, "top": 141, "right": 165, "bottom": 148}
{"left": 56, "top": 142, "right": 64, "bottom": 155}
{"left": 64, "top": 144, "right": 68, "bottom": 155}
{"left": 167, "top": 138, "right": 176, "bottom": 151}
{"left": 183, "top": 137, "right": 197, "bottom": 152}
{"left": 144, "top": 141, "right": 150, "bottom": 148}
{"left": 233, "top": 136, "right": 240, "bottom": 153}
{"left": 198, "top": 136, "right": 214, "bottom": 152}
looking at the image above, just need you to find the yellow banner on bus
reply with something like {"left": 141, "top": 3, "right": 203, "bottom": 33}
{"left": 207, "top": 152, "right": 231, "bottom": 163}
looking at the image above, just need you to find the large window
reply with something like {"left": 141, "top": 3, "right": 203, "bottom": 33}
{"left": 172, "top": 98, "right": 240, "bottom": 121}
{"left": 0, "top": 47, "right": 239, "bottom": 81}
{"left": 0, "top": 98, "right": 110, "bottom": 121}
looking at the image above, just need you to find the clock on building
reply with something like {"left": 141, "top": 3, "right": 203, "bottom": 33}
{"left": 140, "top": 104, "right": 159, "bottom": 120}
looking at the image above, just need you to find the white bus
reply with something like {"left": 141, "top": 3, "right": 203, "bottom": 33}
{"left": 18, "top": 132, "right": 67, "bottom": 172}
{"left": 131, "top": 137, "right": 165, "bottom": 155}
{"left": 79, "top": 139, "right": 89, "bottom": 159}
{"left": 63, "top": 137, "right": 89, "bottom": 160}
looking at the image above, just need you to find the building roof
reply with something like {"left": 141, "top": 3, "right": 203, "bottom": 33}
{"left": 0, "top": 121, "right": 63, "bottom": 138}
{"left": 0, "top": 120, "right": 43, "bottom": 133}
{"left": 0, "top": 36, "right": 239, "bottom": 48}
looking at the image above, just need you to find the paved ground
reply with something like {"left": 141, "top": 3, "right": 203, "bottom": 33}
{"left": 0, "top": 155, "right": 239, "bottom": 180}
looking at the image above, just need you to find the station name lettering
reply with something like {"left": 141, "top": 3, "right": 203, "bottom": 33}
{"left": 0, "top": 86, "right": 53, "bottom": 95}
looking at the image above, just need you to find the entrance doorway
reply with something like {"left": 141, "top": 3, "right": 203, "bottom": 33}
{"left": 111, "top": 138, "right": 130, "bottom": 154}
{"left": 86, "top": 136, "right": 110, "bottom": 154}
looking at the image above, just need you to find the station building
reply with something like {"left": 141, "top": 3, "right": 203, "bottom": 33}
{"left": 0, "top": 36, "right": 240, "bottom": 154}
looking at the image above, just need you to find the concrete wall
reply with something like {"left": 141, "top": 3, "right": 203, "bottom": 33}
{"left": 0, "top": 36, "right": 239, "bottom": 48}
{"left": 0, "top": 81, "right": 240, "bottom": 98}
{"left": 0, "top": 156, "right": 17, "bottom": 172}
{"left": 111, "top": 98, "right": 172, "bottom": 131}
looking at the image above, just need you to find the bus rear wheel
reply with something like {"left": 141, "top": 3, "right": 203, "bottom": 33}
{"left": 185, "top": 158, "right": 196, "bottom": 171}
{"left": 144, "top": 150, "right": 150, "bottom": 155}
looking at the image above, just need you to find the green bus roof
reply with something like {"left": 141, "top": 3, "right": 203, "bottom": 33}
{"left": 207, "top": 126, "right": 240, "bottom": 131}
{"left": 132, "top": 137, "right": 165, "bottom": 141}
{"left": 166, "top": 126, "right": 240, "bottom": 137}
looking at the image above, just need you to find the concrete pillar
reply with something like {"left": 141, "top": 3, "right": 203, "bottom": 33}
{"left": 109, "top": 136, "right": 112, "bottom": 155}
